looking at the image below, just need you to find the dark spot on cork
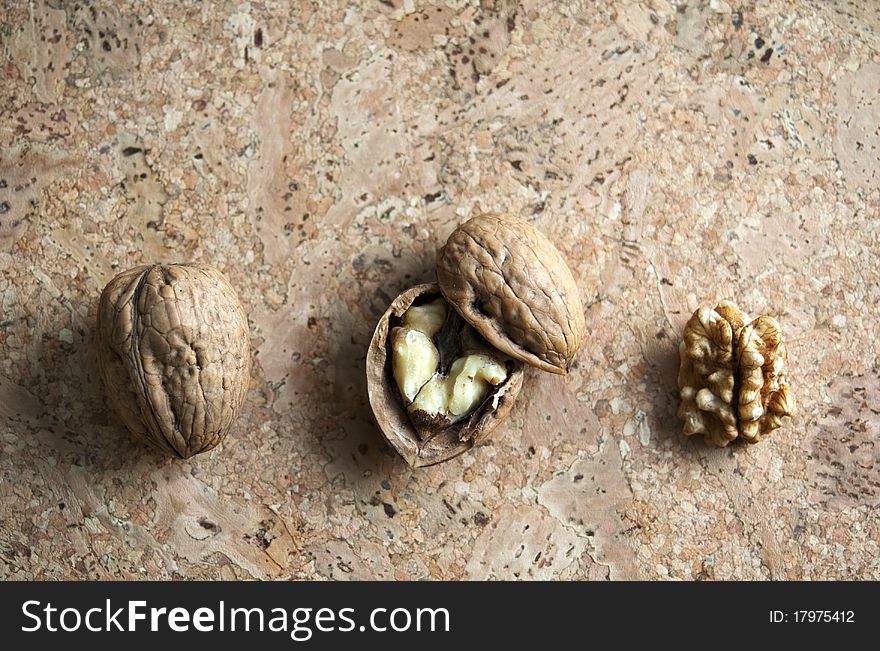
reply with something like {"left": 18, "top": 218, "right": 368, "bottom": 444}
{"left": 198, "top": 517, "right": 219, "bottom": 532}
{"left": 732, "top": 11, "right": 743, "bottom": 30}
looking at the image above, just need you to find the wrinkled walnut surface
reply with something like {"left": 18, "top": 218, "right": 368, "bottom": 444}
{"left": 678, "top": 300, "right": 795, "bottom": 446}
{"left": 97, "top": 263, "right": 251, "bottom": 458}
{"left": 436, "top": 213, "right": 586, "bottom": 375}
{"left": 367, "top": 284, "right": 524, "bottom": 468}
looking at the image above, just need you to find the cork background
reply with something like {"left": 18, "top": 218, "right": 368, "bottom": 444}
{"left": 1, "top": 0, "right": 878, "bottom": 580}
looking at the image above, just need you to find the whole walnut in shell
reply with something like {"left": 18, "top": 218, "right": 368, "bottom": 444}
{"left": 367, "top": 214, "right": 585, "bottom": 467}
{"left": 97, "top": 263, "right": 251, "bottom": 458}
{"left": 678, "top": 300, "right": 795, "bottom": 446}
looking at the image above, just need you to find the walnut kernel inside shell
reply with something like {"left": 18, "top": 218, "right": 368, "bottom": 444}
{"left": 366, "top": 284, "right": 524, "bottom": 468}
{"left": 391, "top": 298, "right": 509, "bottom": 438}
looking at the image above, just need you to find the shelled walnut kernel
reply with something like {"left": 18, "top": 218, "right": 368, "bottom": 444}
{"left": 678, "top": 300, "right": 795, "bottom": 446}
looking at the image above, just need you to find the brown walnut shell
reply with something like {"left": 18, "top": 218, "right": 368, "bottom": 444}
{"left": 96, "top": 263, "right": 251, "bottom": 458}
{"left": 366, "top": 284, "right": 524, "bottom": 467}
{"left": 436, "top": 213, "right": 586, "bottom": 375}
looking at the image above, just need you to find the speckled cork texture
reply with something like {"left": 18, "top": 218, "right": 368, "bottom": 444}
{"left": 1, "top": 1, "right": 878, "bottom": 580}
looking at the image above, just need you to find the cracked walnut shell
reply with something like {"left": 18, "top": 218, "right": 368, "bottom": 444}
{"left": 677, "top": 300, "right": 795, "bottom": 446}
{"left": 97, "top": 263, "right": 251, "bottom": 458}
{"left": 367, "top": 284, "right": 525, "bottom": 467}
{"left": 367, "top": 213, "right": 585, "bottom": 467}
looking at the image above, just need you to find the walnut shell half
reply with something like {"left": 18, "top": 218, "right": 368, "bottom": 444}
{"left": 96, "top": 263, "right": 251, "bottom": 458}
{"left": 678, "top": 300, "right": 795, "bottom": 446}
{"left": 366, "top": 284, "right": 524, "bottom": 467}
{"left": 436, "top": 213, "right": 586, "bottom": 375}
